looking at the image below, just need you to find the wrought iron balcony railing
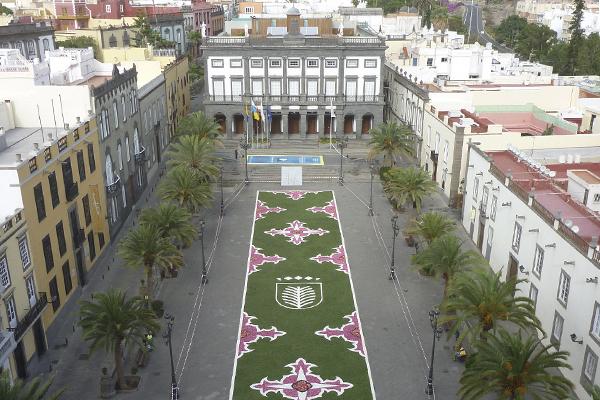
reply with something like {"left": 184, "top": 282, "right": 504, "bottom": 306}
{"left": 11, "top": 292, "right": 47, "bottom": 342}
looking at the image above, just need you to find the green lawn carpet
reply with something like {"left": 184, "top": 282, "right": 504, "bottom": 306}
{"left": 229, "top": 190, "right": 376, "bottom": 400}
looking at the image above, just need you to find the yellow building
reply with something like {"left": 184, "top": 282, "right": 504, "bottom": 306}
{"left": 164, "top": 56, "right": 191, "bottom": 138}
{"left": 0, "top": 118, "right": 110, "bottom": 343}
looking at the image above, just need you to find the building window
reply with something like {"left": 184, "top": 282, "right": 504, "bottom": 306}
{"left": 125, "top": 136, "right": 131, "bottom": 162}
{"left": 105, "top": 4, "right": 111, "bottom": 12}
{"left": 42, "top": 234, "right": 54, "bottom": 272}
{"left": 490, "top": 195, "right": 497, "bottom": 221}
{"left": 365, "top": 59, "right": 378, "bottom": 68}
{"left": 441, "top": 57, "right": 448, "bottom": 62}
{"left": 306, "top": 59, "right": 318, "bottom": 68}
{"left": 307, "top": 79, "right": 318, "bottom": 96}
{"left": 99, "top": 232, "right": 105, "bottom": 249}
{"left": 251, "top": 79, "right": 263, "bottom": 96}
{"left": 269, "top": 59, "right": 282, "bottom": 68}
{"left": 346, "top": 59, "right": 359, "bottom": 68}
{"left": 18, "top": 237, "right": 31, "bottom": 270}
{"left": 288, "top": 79, "right": 300, "bottom": 96}
{"left": 0, "top": 255, "right": 10, "bottom": 289}
{"left": 117, "top": 144, "right": 123, "bottom": 170}
{"left": 270, "top": 79, "right": 281, "bottom": 98}
{"left": 481, "top": 185, "right": 489, "bottom": 212}
{"left": 594, "top": 193, "right": 600, "bottom": 203}
{"left": 48, "top": 171, "right": 60, "bottom": 208}
{"left": 583, "top": 348, "right": 600, "bottom": 389}
{"left": 288, "top": 59, "right": 300, "bottom": 68}
{"left": 443, "top": 140, "right": 449, "bottom": 163}
{"left": 511, "top": 222, "right": 522, "bottom": 253}
{"left": 325, "top": 59, "right": 337, "bottom": 68}
{"left": 426, "top": 58, "right": 433, "bottom": 66}
{"left": 485, "top": 225, "right": 493, "bottom": 260}
{"left": 230, "top": 59, "right": 242, "bottom": 68}
{"left": 590, "top": 302, "right": 600, "bottom": 341}
{"left": 551, "top": 311, "right": 564, "bottom": 347}
{"left": 77, "top": 150, "right": 86, "bottom": 182}
{"left": 121, "top": 184, "right": 127, "bottom": 208}
{"left": 119, "top": 4, "right": 124, "bottom": 12}
{"left": 88, "top": 143, "right": 96, "bottom": 173}
{"left": 43, "top": 38, "right": 50, "bottom": 51}
{"left": 211, "top": 59, "right": 224, "bottom": 68}
{"left": 25, "top": 274, "right": 36, "bottom": 304}
{"left": 473, "top": 177, "right": 479, "bottom": 200}
{"left": 34, "top": 183, "right": 46, "bottom": 221}
{"left": 82, "top": 195, "right": 92, "bottom": 227}
{"left": 5, "top": 296, "right": 16, "bottom": 327}
{"left": 49, "top": 276, "right": 60, "bottom": 312}
{"left": 88, "top": 231, "right": 96, "bottom": 261}
{"left": 56, "top": 221, "right": 67, "bottom": 256}
{"left": 121, "top": 95, "right": 127, "bottom": 122}
{"left": 244, "top": 6, "right": 253, "bottom": 13}
{"left": 558, "top": 270, "right": 571, "bottom": 306}
{"left": 113, "top": 101, "right": 119, "bottom": 129}
{"left": 250, "top": 59, "right": 263, "bottom": 68}
{"left": 109, "top": 34, "right": 117, "bottom": 48}
{"left": 325, "top": 79, "right": 336, "bottom": 96}
{"left": 62, "top": 261, "right": 72, "bottom": 295}
{"left": 532, "top": 245, "right": 544, "bottom": 278}
{"left": 529, "top": 284, "right": 538, "bottom": 310}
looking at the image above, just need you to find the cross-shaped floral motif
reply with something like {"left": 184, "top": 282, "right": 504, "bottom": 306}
{"left": 238, "top": 312, "right": 285, "bottom": 358}
{"left": 265, "top": 220, "right": 329, "bottom": 245}
{"left": 255, "top": 200, "right": 286, "bottom": 220}
{"left": 248, "top": 245, "right": 286, "bottom": 275}
{"left": 310, "top": 245, "right": 348, "bottom": 274}
{"left": 272, "top": 190, "right": 320, "bottom": 200}
{"left": 315, "top": 312, "right": 365, "bottom": 357}
{"left": 251, "top": 358, "right": 353, "bottom": 399}
{"left": 306, "top": 200, "right": 338, "bottom": 220}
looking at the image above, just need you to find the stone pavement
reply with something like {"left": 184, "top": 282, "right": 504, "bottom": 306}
{"left": 32, "top": 152, "right": 484, "bottom": 400}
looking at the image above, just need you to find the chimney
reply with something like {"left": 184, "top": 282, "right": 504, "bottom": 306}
{"left": 76, "top": 116, "right": 81, "bottom": 124}
{"left": 33, "top": 142, "right": 39, "bottom": 151}
{"left": 15, "top": 153, "right": 22, "bottom": 162}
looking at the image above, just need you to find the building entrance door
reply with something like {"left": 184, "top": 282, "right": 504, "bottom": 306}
{"left": 33, "top": 319, "right": 47, "bottom": 357}
{"left": 477, "top": 221, "right": 485, "bottom": 251}
{"left": 507, "top": 254, "right": 519, "bottom": 292}
{"left": 75, "top": 249, "right": 86, "bottom": 287}
{"left": 14, "top": 341, "right": 27, "bottom": 379}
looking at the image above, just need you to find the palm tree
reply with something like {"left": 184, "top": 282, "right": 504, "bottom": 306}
{"left": 0, "top": 370, "right": 63, "bottom": 400}
{"left": 176, "top": 111, "right": 222, "bottom": 143}
{"left": 406, "top": 211, "right": 455, "bottom": 245}
{"left": 187, "top": 31, "right": 202, "bottom": 59}
{"left": 139, "top": 203, "right": 197, "bottom": 248}
{"left": 459, "top": 329, "right": 573, "bottom": 400}
{"left": 166, "top": 135, "right": 220, "bottom": 182}
{"left": 368, "top": 122, "right": 414, "bottom": 167}
{"left": 412, "top": 234, "right": 483, "bottom": 297}
{"left": 158, "top": 168, "right": 213, "bottom": 214}
{"left": 79, "top": 290, "right": 160, "bottom": 390}
{"left": 591, "top": 385, "right": 600, "bottom": 400}
{"left": 118, "top": 224, "right": 183, "bottom": 292}
{"left": 384, "top": 167, "right": 437, "bottom": 212}
{"left": 442, "top": 268, "right": 542, "bottom": 343}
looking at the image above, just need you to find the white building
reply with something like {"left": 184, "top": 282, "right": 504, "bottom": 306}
{"left": 540, "top": 5, "right": 600, "bottom": 40}
{"left": 462, "top": 146, "right": 600, "bottom": 400}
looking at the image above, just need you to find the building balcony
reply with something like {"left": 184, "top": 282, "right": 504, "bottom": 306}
{"left": 65, "top": 182, "right": 79, "bottom": 202}
{"left": 134, "top": 147, "right": 146, "bottom": 164}
{"left": 11, "top": 293, "right": 47, "bottom": 342}
{"left": 106, "top": 175, "right": 121, "bottom": 195}
{"left": 204, "top": 94, "right": 381, "bottom": 105}
{"left": 0, "top": 330, "right": 16, "bottom": 366}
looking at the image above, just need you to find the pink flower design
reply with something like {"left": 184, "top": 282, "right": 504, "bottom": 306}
{"left": 271, "top": 190, "right": 320, "bottom": 200}
{"left": 316, "top": 312, "right": 365, "bottom": 357}
{"left": 265, "top": 220, "right": 329, "bottom": 245}
{"left": 310, "top": 245, "right": 348, "bottom": 274}
{"left": 306, "top": 200, "right": 338, "bottom": 220}
{"left": 238, "top": 312, "right": 285, "bottom": 358}
{"left": 251, "top": 358, "right": 353, "bottom": 399}
{"left": 248, "top": 245, "right": 286, "bottom": 275}
{"left": 255, "top": 200, "right": 286, "bottom": 220}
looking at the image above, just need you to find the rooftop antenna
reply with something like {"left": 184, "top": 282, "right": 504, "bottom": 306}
{"left": 59, "top": 94, "right": 65, "bottom": 127}
{"left": 36, "top": 104, "right": 44, "bottom": 143}
{"left": 51, "top": 98, "right": 58, "bottom": 137}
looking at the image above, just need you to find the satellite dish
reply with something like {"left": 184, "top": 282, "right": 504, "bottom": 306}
{"left": 565, "top": 219, "right": 573, "bottom": 227}
{"left": 572, "top": 226, "right": 580, "bottom": 233}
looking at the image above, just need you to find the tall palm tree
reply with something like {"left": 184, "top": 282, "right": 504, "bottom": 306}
{"left": 591, "top": 385, "right": 600, "bottom": 400}
{"left": 79, "top": 290, "right": 160, "bottom": 390}
{"left": 368, "top": 122, "right": 414, "bottom": 167}
{"left": 441, "top": 268, "right": 542, "bottom": 343}
{"left": 412, "top": 234, "right": 483, "bottom": 297}
{"left": 187, "top": 31, "right": 201, "bottom": 59}
{"left": 0, "top": 370, "right": 63, "bottom": 400}
{"left": 166, "top": 135, "right": 220, "bottom": 182}
{"left": 384, "top": 167, "right": 437, "bottom": 212}
{"left": 118, "top": 224, "right": 183, "bottom": 291}
{"left": 406, "top": 211, "right": 455, "bottom": 245}
{"left": 459, "top": 329, "right": 573, "bottom": 400}
{"left": 176, "top": 111, "right": 222, "bottom": 144}
{"left": 139, "top": 203, "right": 197, "bottom": 248}
{"left": 158, "top": 168, "right": 213, "bottom": 214}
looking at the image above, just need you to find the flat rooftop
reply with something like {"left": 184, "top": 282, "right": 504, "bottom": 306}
{"left": 0, "top": 126, "right": 67, "bottom": 166}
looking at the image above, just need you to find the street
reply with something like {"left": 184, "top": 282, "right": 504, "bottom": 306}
{"left": 463, "top": 3, "right": 513, "bottom": 53}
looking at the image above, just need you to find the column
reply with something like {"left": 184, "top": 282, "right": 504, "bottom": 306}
{"left": 243, "top": 56, "right": 250, "bottom": 98}
{"left": 337, "top": 57, "right": 345, "bottom": 99}
{"left": 282, "top": 56, "right": 288, "bottom": 97}
{"left": 300, "top": 110, "right": 307, "bottom": 138}
{"left": 300, "top": 58, "right": 306, "bottom": 96}
{"left": 317, "top": 110, "right": 325, "bottom": 138}
{"left": 263, "top": 56, "right": 269, "bottom": 102}
{"left": 319, "top": 56, "right": 325, "bottom": 102}
{"left": 282, "top": 113, "right": 289, "bottom": 139}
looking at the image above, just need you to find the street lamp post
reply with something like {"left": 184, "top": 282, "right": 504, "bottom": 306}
{"left": 199, "top": 220, "right": 207, "bottom": 285}
{"left": 368, "top": 161, "right": 378, "bottom": 216}
{"left": 338, "top": 137, "right": 348, "bottom": 185}
{"left": 163, "top": 314, "right": 179, "bottom": 400}
{"left": 240, "top": 135, "right": 250, "bottom": 185}
{"left": 425, "top": 307, "right": 443, "bottom": 395}
{"left": 390, "top": 215, "right": 399, "bottom": 280}
{"left": 219, "top": 166, "right": 224, "bottom": 217}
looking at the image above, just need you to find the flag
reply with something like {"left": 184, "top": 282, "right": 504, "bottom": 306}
{"left": 89, "top": 184, "right": 106, "bottom": 234}
{"left": 267, "top": 105, "right": 272, "bottom": 122}
{"left": 260, "top": 103, "right": 266, "bottom": 123}
{"left": 244, "top": 101, "right": 250, "bottom": 122}
{"left": 251, "top": 100, "right": 260, "bottom": 121}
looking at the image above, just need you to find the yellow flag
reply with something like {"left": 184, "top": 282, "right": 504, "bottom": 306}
{"left": 89, "top": 184, "right": 105, "bottom": 234}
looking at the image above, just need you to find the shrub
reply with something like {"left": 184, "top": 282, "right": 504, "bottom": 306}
{"left": 151, "top": 300, "right": 164, "bottom": 318}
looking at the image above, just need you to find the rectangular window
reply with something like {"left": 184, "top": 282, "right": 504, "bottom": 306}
{"left": 231, "top": 79, "right": 243, "bottom": 100}
{"left": 48, "top": 172, "right": 60, "bottom": 208}
{"left": 481, "top": 185, "right": 489, "bottom": 212}
{"left": 288, "top": 79, "right": 300, "bottom": 96}
{"left": 551, "top": 311, "right": 564, "bottom": 346}
{"left": 441, "top": 57, "right": 448, "bottom": 62}
{"left": 558, "top": 270, "right": 571, "bottom": 305}
{"left": 25, "top": 274, "right": 36, "bottom": 304}
{"left": 269, "top": 59, "right": 282, "bottom": 68}
{"left": 5, "top": 296, "right": 16, "bottom": 326}
{"left": 306, "top": 59, "right": 318, "bottom": 68}
{"left": 244, "top": 6, "right": 253, "bottom": 12}
{"left": 88, "top": 231, "right": 96, "bottom": 261}
{"left": 113, "top": 102, "right": 119, "bottom": 129}
{"left": 590, "top": 302, "right": 600, "bottom": 340}
{"left": 42, "top": 234, "right": 54, "bottom": 272}
{"left": 443, "top": 140, "right": 449, "bottom": 163}
{"left": 250, "top": 59, "right": 263, "bottom": 68}
{"left": 212, "top": 78, "right": 225, "bottom": 100}
{"left": 532, "top": 245, "right": 544, "bottom": 278}
{"left": 345, "top": 79, "right": 357, "bottom": 100}
{"left": 365, "top": 58, "right": 378, "bottom": 68}
{"left": 0, "top": 255, "right": 10, "bottom": 289}
{"left": 325, "top": 79, "right": 336, "bottom": 96}
{"left": 426, "top": 58, "right": 433, "bottom": 66}
{"left": 61, "top": 157, "right": 74, "bottom": 190}
{"left": 105, "top": 4, "right": 111, "bottom": 12}
{"left": 99, "top": 232, "right": 105, "bottom": 249}
{"left": 270, "top": 79, "right": 281, "bottom": 97}
{"left": 307, "top": 79, "right": 318, "bottom": 96}
{"left": 77, "top": 150, "right": 86, "bottom": 182}
{"left": 473, "top": 177, "right": 480, "bottom": 201}
{"left": 34, "top": 183, "right": 46, "bottom": 221}
{"left": 119, "top": 4, "right": 123, "bottom": 12}
{"left": 62, "top": 261, "right": 72, "bottom": 295}
{"left": 346, "top": 59, "right": 359, "bottom": 68}
{"left": 485, "top": 225, "right": 493, "bottom": 260}
{"left": 288, "top": 59, "right": 300, "bottom": 68}
{"left": 211, "top": 58, "right": 224, "bottom": 68}
{"left": 56, "top": 221, "right": 67, "bottom": 256}
{"left": 512, "top": 222, "right": 522, "bottom": 253}
{"left": 583, "top": 347, "right": 599, "bottom": 384}
{"left": 490, "top": 195, "right": 497, "bottom": 221}
{"left": 49, "top": 276, "right": 60, "bottom": 312}
{"left": 529, "top": 284, "right": 538, "bottom": 310}
{"left": 121, "top": 95, "right": 126, "bottom": 122}
{"left": 18, "top": 237, "right": 31, "bottom": 269}
{"left": 325, "top": 59, "right": 337, "bottom": 68}
{"left": 230, "top": 59, "right": 242, "bottom": 68}
{"left": 364, "top": 79, "right": 376, "bottom": 101}
{"left": 82, "top": 195, "right": 92, "bottom": 227}
{"left": 251, "top": 79, "right": 263, "bottom": 96}
{"left": 87, "top": 143, "right": 96, "bottom": 173}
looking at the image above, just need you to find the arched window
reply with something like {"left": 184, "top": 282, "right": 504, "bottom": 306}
{"left": 123, "top": 31, "right": 130, "bottom": 47}
{"left": 113, "top": 101, "right": 119, "bottom": 129}
{"left": 105, "top": 153, "right": 113, "bottom": 184}
{"left": 117, "top": 143, "right": 123, "bottom": 170}
{"left": 42, "top": 38, "right": 50, "bottom": 52}
{"left": 133, "top": 128, "right": 140, "bottom": 154}
{"left": 125, "top": 136, "right": 131, "bottom": 162}
{"left": 109, "top": 34, "right": 117, "bottom": 48}
{"left": 121, "top": 95, "right": 126, "bottom": 122}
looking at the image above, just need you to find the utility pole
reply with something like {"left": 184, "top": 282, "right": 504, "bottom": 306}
{"left": 338, "top": 137, "right": 348, "bottom": 185}
{"left": 219, "top": 167, "right": 224, "bottom": 217}
{"left": 390, "top": 215, "right": 399, "bottom": 280}
{"left": 163, "top": 314, "right": 179, "bottom": 400}
{"left": 240, "top": 135, "right": 250, "bottom": 185}
{"left": 426, "top": 307, "right": 443, "bottom": 395}
{"left": 200, "top": 221, "right": 207, "bottom": 285}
